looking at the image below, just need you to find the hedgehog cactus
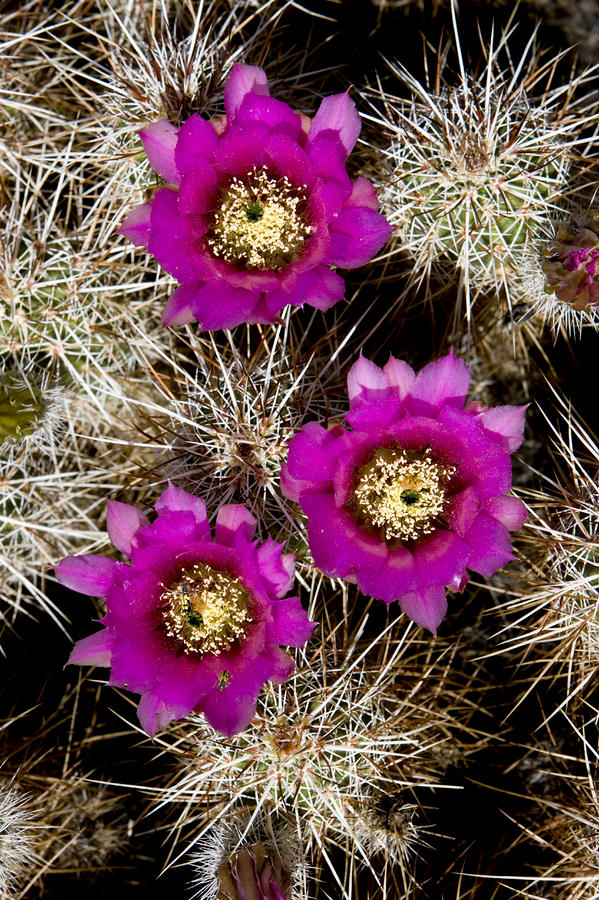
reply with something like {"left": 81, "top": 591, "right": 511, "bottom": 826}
{"left": 369, "top": 36, "right": 598, "bottom": 318}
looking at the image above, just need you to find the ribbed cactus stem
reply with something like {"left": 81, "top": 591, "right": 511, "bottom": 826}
{"left": 0, "top": 375, "right": 46, "bottom": 442}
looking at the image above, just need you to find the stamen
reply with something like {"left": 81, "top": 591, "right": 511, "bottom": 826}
{"left": 161, "top": 563, "right": 252, "bottom": 656}
{"left": 352, "top": 447, "right": 455, "bottom": 542}
{"left": 207, "top": 166, "right": 312, "bottom": 270}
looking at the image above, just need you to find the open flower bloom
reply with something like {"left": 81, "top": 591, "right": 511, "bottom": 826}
{"left": 281, "top": 352, "right": 527, "bottom": 633}
{"left": 55, "top": 484, "right": 316, "bottom": 737}
{"left": 120, "top": 63, "right": 392, "bottom": 329}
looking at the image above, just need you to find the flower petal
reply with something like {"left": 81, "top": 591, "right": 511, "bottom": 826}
{"left": 383, "top": 356, "right": 415, "bottom": 399}
{"left": 302, "top": 493, "right": 387, "bottom": 577}
{"left": 400, "top": 584, "right": 448, "bottom": 634}
{"left": 162, "top": 284, "right": 201, "bottom": 326}
{"left": 200, "top": 688, "right": 258, "bottom": 738}
{"left": 347, "top": 355, "right": 388, "bottom": 408}
{"left": 356, "top": 547, "right": 418, "bottom": 604}
{"left": 413, "top": 529, "right": 469, "bottom": 590}
{"left": 308, "top": 91, "right": 361, "bottom": 156}
{"left": 178, "top": 160, "right": 218, "bottom": 215}
{"left": 464, "top": 512, "right": 516, "bottom": 576}
{"left": 107, "top": 500, "right": 149, "bottom": 555}
{"left": 68, "top": 628, "right": 113, "bottom": 667}
{"left": 55, "top": 555, "right": 119, "bottom": 596}
{"left": 408, "top": 351, "right": 471, "bottom": 417}
{"left": 446, "top": 487, "right": 480, "bottom": 537}
{"left": 236, "top": 93, "right": 303, "bottom": 140}
{"left": 155, "top": 482, "right": 211, "bottom": 538}
{"left": 327, "top": 206, "right": 393, "bottom": 268}
{"left": 139, "top": 120, "right": 180, "bottom": 184}
{"left": 224, "top": 63, "right": 269, "bottom": 120}
{"left": 174, "top": 113, "right": 219, "bottom": 175}
{"left": 478, "top": 405, "right": 528, "bottom": 451}
{"left": 137, "top": 692, "right": 175, "bottom": 738}
{"left": 484, "top": 495, "right": 527, "bottom": 531}
{"left": 170, "top": 280, "right": 261, "bottom": 331}
{"left": 256, "top": 540, "right": 295, "bottom": 598}
{"left": 269, "top": 596, "right": 317, "bottom": 646}
{"left": 264, "top": 266, "right": 345, "bottom": 316}
{"left": 346, "top": 175, "right": 380, "bottom": 210}
{"left": 282, "top": 422, "right": 338, "bottom": 496}
{"left": 215, "top": 504, "right": 257, "bottom": 545}
{"left": 118, "top": 202, "right": 152, "bottom": 247}
{"left": 148, "top": 188, "right": 209, "bottom": 283}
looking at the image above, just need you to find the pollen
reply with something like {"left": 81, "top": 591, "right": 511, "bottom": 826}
{"left": 161, "top": 563, "right": 252, "bottom": 656}
{"left": 352, "top": 447, "right": 455, "bottom": 542}
{"left": 207, "top": 166, "right": 312, "bottom": 270}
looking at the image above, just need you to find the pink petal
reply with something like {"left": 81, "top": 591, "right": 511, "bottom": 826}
{"left": 139, "top": 120, "right": 180, "bottom": 185}
{"left": 148, "top": 188, "right": 210, "bottom": 284}
{"left": 236, "top": 93, "right": 303, "bottom": 141}
{"left": 161, "top": 284, "right": 200, "bottom": 326}
{"left": 356, "top": 547, "right": 418, "bottom": 604}
{"left": 400, "top": 584, "right": 448, "bottom": 634}
{"left": 326, "top": 206, "right": 393, "bottom": 268}
{"left": 178, "top": 160, "right": 218, "bottom": 215}
{"left": 408, "top": 351, "right": 471, "bottom": 417}
{"left": 256, "top": 540, "right": 295, "bottom": 598}
{"left": 269, "top": 596, "right": 317, "bottom": 646}
{"left": 478, "top": 405, "right": 528, "bottom": 451}
{"left": 154, "top": 482, "right": 210, "bottom": 539}
{"left": 215, "top": 505, "right": 257, "bottom": 545}
{"left": 280, "top": 424, "right": 340, "bottom": 502}
{"left": 265, "top": 266, "right": 345, "bottom": 316}
{"left": 383, "top": 356, "right": 415, "bottom": 398}
{"left": 413, "top": 529, "right": 470, "bottom": 591}
{"left": 163, "top": 280, "right": 259, "bottom": 330}
{"left": 107, "top": 500, "right": 149, "bottom": 555}
{"left": 118, "top": 202, "right": 152, "bottom": 247}
{"left": 199, "top": 687, "right": 258, "bottom": 738}
{"left": 484, "top": 495, "right": 527, "bottom": 531}
{"left": 55, "top": 555, "right": 119, "bottom": 596}
{"left": 347, "top": 355, "right": 388, "bottom": 407}
{"left": 308, "top": 91, "right": 361, "bottom": 156}
{"left": 224, "top": 63, "right": 269, "bottom": 120}
{"left": 464, "top": 512, "right": 516, "bottom": 577}
{"left": 346, "top": 175, "right": 379, "bottom": 210}
{"left": 137, "top": 692, "right": 176, "bottom": 738}
{"left": 446, "top": 487, "right": 480, "bottom": 537}
{"left": 68, "top": 628, "right": 113, "bottom": 667}
{"left": 174, "top": 113, "right": 219, "bottom": 175}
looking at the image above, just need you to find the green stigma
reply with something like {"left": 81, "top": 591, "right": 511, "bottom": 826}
{"left": 244, "top": 201, "right": 264, "bottom": 223}
{"left": 400, "top": 489, "right": 421, "bottom": 506}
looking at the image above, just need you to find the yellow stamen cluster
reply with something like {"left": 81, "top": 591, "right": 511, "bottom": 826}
{"left": 161, "top": 563, "right": 252, "bottom": 656}
{"left": 207, "top": 166, "right": 311, "bottom": 270}
{"left": 353, "top": 447, "right": 455, "bottom": 542}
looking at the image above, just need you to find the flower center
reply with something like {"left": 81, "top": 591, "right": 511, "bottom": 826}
{"left": 161, "top": 562, "right": 252, "bottom": 655}
{"left": 207, "top": 166, "right": 311, "bottom": 270}
{"left": 352, "top": 447, "right": 455, "bottom": 542}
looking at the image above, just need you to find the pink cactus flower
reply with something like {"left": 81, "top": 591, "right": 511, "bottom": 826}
{"left": 281, "top": 351, "right": 527, "bottom": 633}
{"left": 120, "top": 63, "right": 392, "bottom": 329}
{"left": 55, "top": 483, "right": 316, "bottom": 738}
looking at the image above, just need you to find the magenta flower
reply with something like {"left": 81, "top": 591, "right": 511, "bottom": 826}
{"left": 55, "top": 484, "right": 316, "bottom": 737}
{"left": 120, "top": 63, "right": 392, "bottom": 329}
{"left": 280, "top": 352, "right": 527, "bottom": 633}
